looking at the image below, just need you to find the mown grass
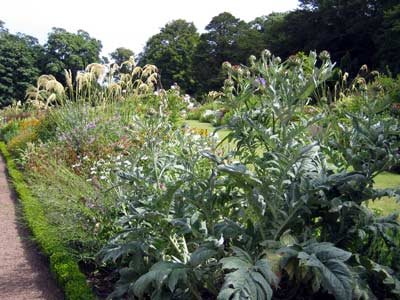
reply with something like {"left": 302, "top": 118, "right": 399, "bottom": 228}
{"left": 368, "top": 172, "right": 400, "bottom": 217}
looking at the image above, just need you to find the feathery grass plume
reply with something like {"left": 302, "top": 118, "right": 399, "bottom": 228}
{"left": 25, "top": 75, "right": 64, "bottom": 109}
{"left": 146, "top": 73, "right": 158, "bottom": 85}
{"left": 121, "top": 57, "right": 136, "bottom": 72}
{"left": 25, "top": 86, "right": 44, "bottom": 102}
{"left": 76, "top": 71, "right": 90, "bottom": 93}
{"left": 64, "top": 69, "right": 73, "bottom": 90}
{"left": 108, "top": 82, "right": 122, "bottom": 98}
{"left": 46, "top": 79, "right": 64, "bottom": 96}
{"left": 132, "top": 66, "right": 142, "bottom": 77}
{"left": 46, "top": 93, "right": 57, "bottom": 106}
{"left": 37, "top": 75, "right": 56, "bottom": 90}
{"left": 138, "top": 82, "right": 148, "bottom": 93}
{"left": 142, "top": 64, "right": 158, "bottom": 78}
{"left": 86, "top": 63, "right": 106, "bottom": 81}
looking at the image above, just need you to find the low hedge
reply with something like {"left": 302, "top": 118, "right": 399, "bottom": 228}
{"left": 0, "top": 142, "right": 94, "bottom": 300}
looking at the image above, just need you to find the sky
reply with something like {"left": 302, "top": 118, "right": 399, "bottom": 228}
{"left": 1, "top": 0, "right": 299, "bottom": 57}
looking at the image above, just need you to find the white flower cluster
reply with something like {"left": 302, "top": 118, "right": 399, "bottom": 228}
{"left": 86, "top": 155, "right": 133, "bottom": 183}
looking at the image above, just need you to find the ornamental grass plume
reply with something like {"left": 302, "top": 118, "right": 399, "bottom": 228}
{"left": 85, "top": 63, "right": 106, "bottom": 80}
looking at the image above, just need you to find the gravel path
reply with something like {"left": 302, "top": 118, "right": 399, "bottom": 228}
{"left": 0, "top": 155, "right": 64, "bottom": 300}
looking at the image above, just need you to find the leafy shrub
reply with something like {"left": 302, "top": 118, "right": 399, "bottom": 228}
{"left": 99, "top": 51, "right": 400, "bottom": 300}
{"left": 7, "top": 117, "right": 41, "bottom": 155}
{"left": 377, "top": 75, "right": 400, "bottom": 103}
{"left": 0, "top": 119, "right": 20, "bottom": 143}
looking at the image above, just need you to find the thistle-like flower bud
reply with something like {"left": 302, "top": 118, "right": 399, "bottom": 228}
{"left": 370, "top": 70, "right": 380, "bottom": 77}
{"left": 222, "top": 61, "right": 232, "bottom": 71}
{"left": 232, "top": 65, "right": 243, "bottom": 76}
{"left": 360, "top": 64, "right": 368, "bottom": 72}
{"left": 342, "top": 72, "right": 349, "bottom": 82}
{"left": 287, "top": 55, "right": 301, "bottom": 67}
{"left": 319, "top": 50, "right": 330, "bottom": 61}
{"left": 273, "top": 56, "right": 282, "bottom": 64}
{"left": 224, "top": 78, "right": 234, "bottom": 87}
{"left": 249, "top": 55, "right": 257, "bottom": 65}
{"left": 262, "top": 49, "right": 271, "bottom": 60}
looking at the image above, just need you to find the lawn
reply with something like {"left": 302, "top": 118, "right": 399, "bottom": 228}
{"left": 368, "top": 172, "right": 400, "bottom": 217}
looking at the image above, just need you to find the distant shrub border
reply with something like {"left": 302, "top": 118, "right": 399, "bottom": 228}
{"left": 0, "top": 142, "right": 94, "bottom": 300}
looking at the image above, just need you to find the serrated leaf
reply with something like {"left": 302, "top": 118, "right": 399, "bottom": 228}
{"left": 221, "top": 256, "right": 251, "bottom": 270}
{"left": 133, "top": 270, "right": 158, "bottom": 298}
{"left": 167, "top": 268, "right": 187, "bottom": 292}
{"left": 219, "top": 249, "right": 274, "bottom": 300}
{"left": 190, "top": 247, "right": 217, "bottom": 266}
{"left": 218, "top": 163, "right": 262, "bottom": 186}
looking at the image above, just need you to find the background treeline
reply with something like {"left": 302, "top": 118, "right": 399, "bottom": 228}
{"left": 1, "top": 0, "right": 400, "bottom": 106}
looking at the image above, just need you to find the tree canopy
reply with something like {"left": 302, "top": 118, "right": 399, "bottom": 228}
{"left": 43, "top": 28, "right": 102, "bottom": 82}
{"left": 110, "top": 47, "right": 135, "bottom": 65}
{"left": 1, "top": 0, "right": 400, "bottom": 106}
{"left": 139, "top": 19, "right": 199, "bottom": 93}
{"left": 0, "top": 25, "right": 41, "bottom": 106}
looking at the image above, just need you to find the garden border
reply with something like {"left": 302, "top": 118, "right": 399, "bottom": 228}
{"left": 0, "top": 141, "right": 95, "bottom": 300}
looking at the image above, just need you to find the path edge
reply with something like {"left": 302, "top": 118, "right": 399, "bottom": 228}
{"left": 0, "top": 141, "right": 95, "bottom": 300}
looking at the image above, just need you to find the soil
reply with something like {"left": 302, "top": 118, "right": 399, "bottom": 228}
{"left": 0, "top": 155, "right": 64, "bottom": 300}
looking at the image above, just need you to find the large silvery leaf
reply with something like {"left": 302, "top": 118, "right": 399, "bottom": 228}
{"left": 133, "top": 261, "right": 188, "bottom": 298}
{"left": 304, "top": 242, "right": 352, "bottom": 262}
{"left": 281, "top": 242, "right": 353, "bottom": 300}
{"left": 190, "top": 246, "right": 217, "bottom": 267}
{"left": 319, "top": 260, "right": 353, "bottom": 300}
{"left": 218, "top": 163, "right": 262, "bottom": 186}
{"left": 298, "top": 243, "right": 353, "bottom": 300}
{"left": 218, "top": 248, "right": 275, "bottom": 300}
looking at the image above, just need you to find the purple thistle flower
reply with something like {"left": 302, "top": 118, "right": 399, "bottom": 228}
{"left": 255, "top": 77, "right": 266, "bottom": 87}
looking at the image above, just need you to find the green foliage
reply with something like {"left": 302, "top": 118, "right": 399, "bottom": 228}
{"left": 193, "top": 12, "right": 252, "bottom": 94}
{"left": 0, "top": 25, "right": 41, "bottom": 106}
{"left": 279, "top": 242, "right": 352, "bottom": 300}
{"left": 0, "top": 119, "right": 20, "bottom": 143}
{"left": 43, "top": 28, "right": 102, "bottom": 82}
{"left": 140, "top": 19, "right": 199, "bottom": 94}
{"left": 110, "top": 47, "right": 135, "bottom": 65}
{"left": 219, "top": 247, "right": 277, "bottom": 300}
{"left": 99, "top": 51, "right": 400, "bottom": 300}
{"left": 0, "top": 142, "right": 94, "bottom": 300}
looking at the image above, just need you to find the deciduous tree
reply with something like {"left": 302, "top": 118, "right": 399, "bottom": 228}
{"left": 140, "top": 19, "right": 199, "bottom": 93}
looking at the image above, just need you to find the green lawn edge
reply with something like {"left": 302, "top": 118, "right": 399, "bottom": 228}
{"left": 0, "top": 141, "right": 94, "bottom": 300}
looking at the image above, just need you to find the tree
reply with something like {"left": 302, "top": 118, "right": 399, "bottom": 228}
{"left": 110, "top": 47, "right": 134, "bottom": 65}
{"left": 249, "top": 13, "right": 293, "bottom": 58}
{"left": 376, "top": 3, "right": 400, "bottom": 74}
{"left": 0, "top": 24, "right": 42, "bottom": 106}
{"left": 0, "top": 20, "right": 7, "bottom": 34}
{"left": 140, "top": 19, "right": 199, "bottom": 93}
{"left": 296, "top": 0, "right": 400, "bottom": 75}
{"left": 192, "top": 12, "right": 250, "bottom": 95}
{"left": 43, "top": 28, "right": 102, "bottom": 82}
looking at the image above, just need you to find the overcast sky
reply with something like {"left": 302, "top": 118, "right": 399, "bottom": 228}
{"left": 1, "top": 0, "right": 299, "bottom": 57}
